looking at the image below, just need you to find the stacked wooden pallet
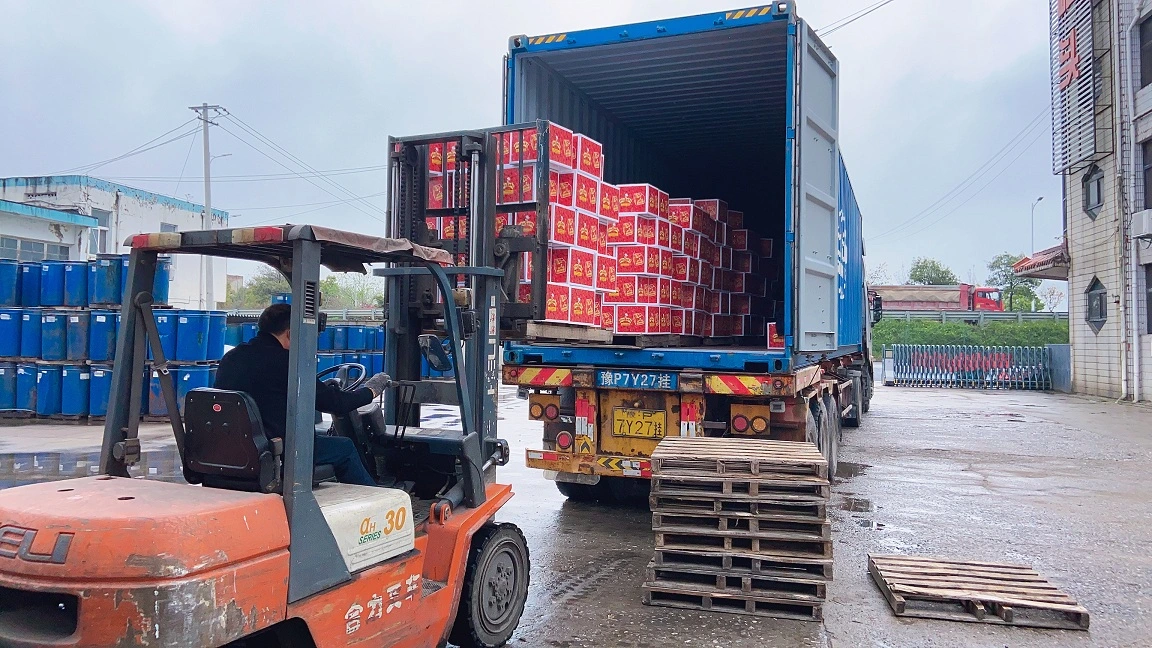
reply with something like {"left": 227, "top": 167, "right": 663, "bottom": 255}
{"left": 643, "top": 437, "right": 831, "bottom": 621}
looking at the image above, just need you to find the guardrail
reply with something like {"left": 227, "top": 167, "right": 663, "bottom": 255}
{"left": 882, "top": 310, "right": 1068, "bottom": 324}
{"left": 227, "top": 308, "right": 385, "bottom": 322}
{"left": 882, "top": 344, "right": 1051, "bottom": 390}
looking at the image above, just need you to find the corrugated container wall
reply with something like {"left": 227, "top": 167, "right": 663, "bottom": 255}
{"left": 837, "top": 154, "right": 865, "bottom": 351}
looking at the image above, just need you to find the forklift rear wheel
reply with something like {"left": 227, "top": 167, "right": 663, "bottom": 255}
{"left": 450, "top": 523, "right": 530, "bottom": 648}
{"left": 555, "top": 480, "right": 605, "bottom": 502}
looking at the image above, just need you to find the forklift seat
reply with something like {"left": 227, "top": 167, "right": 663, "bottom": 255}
{"left": 183, "top": 388, "right": 335, "bottom": 493}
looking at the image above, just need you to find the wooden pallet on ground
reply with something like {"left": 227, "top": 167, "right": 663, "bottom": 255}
{"left": 524, "top": 321, "right": 613, "bottom": 344}
{"left": 654, "top": 547, "right": 833, "bottom": 580}
{"left": 646, "top": 560, "right": 827, "bottom": 599}
{"left": 650, "top": 474, "right": 830, "bottom": 501}
{"left": 868, "top": 554, "right": 1089, "bottom": 630}
{"left": 656, "top": 528, "right": 832, "bottom": 559}
{"left": 650, "top": 493, "right": 827, "bottom": 520}
{"left": 651, "top": 437, "right": 828, "bottom": 479}
{"left": 652, "top": 510, "right": 830, "bottom": 538}
{"left": 642, "top": 582, "right": 822, "bottom": 621}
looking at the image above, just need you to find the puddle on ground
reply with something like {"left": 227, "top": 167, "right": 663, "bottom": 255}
{"left": 840, "top": 496, "right": 875, "bottom": 513}
{"left": 836, "top": 461, "right": 869, "bottom": 479}
{"left": 0, "top": 448, "right": 185, "bottom": 489}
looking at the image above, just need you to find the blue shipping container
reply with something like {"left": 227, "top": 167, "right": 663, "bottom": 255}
{"left": 0, "top": 362, "right": 15, "bottom": 410}
{"left": 35, "top": 363, "right": 62, "bottom": 416}
{"left": 0, "top": 260, "right": 19, "bottom": 306}
{"left": 61, "top": 364, "right": 90, "bottom": 416}
{"left": 66, "top": 311, "right": 89, "bottom": 361}
{"left": 40, "top": 310, "right": 67, "bottom": 361}
{"left": 89, "top": 310, "right": 119, "bottom": 362}
{"left": 0, "top": 309, "right": 20, "bottom": 357}
{"left": 19, "top": 262, "right": 40, "bottom": 307}
{"left": 15, "top": 363, "right": 36, "bottom": 412}
{"left": 63, "top": 261, "right": 88, "bottom": 307}
{"left": 19, "top": 309, "right": 41, "bottom": 358}
{"left": 89, "top": 364, "right": 113, "bottom": 417}
{"left": 175, "top": 310, "right": 210, "bottom": 362}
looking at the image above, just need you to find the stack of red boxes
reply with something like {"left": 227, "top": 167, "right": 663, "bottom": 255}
{"left": 606, "top": 183, "right": 676, "bottom": 335}
{"left": 497, "top": 124, "right": 619, "bottom": 328}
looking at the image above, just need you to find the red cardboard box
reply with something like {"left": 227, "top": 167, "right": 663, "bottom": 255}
{"left": 657, "top": 278, "right": 672, "bottom": 306}
{"left": 550, "top": 205, "right": 576, "bottom": 246}
{"left": 672, "top": 255, "right": 689, "bottom": 282}
{"left": 440, "top": 217, "right": 468, "bottom": 240}
{"left": 548, "top": 249, "right": 571, "bottom": 284}
{"left": 699, "top": 238, "right": 719, "bottom": 266}
{"left": 608, "top": 215, "right": 636, "bottom": 244}
{"left": 656, "top": 220, "right": 671, "bottom": 249}
{"left": 599, "top": 183, "right": 619, "bottom": 220}
{"left": 424, "top": 216, "right": 438, "bottom": 237}
{"left": 700, "top": 260, "right": 714, "bottom": 288}
{"left": 597, "top": 222, "right": 609, "bottom": 256}
{"left": 615, "top": 305, "right": 647, "bottom": 334}
{"left": 596, "top": 255, "right": 618, "bottom": 292}
{"left": 576, "top": 135, "right": 604, "bottom": 179}
{"left": 514, "top": 211, "right": 538, "bottom": 236}
{"left": 500, "top": 167, "right": 535, "bottom": 204}
{"left": 575, "top": 173, "right": 599, "bottom": 213}
{"left": 720, "top": 246, "right": 732, "bottom": 270}
{"left": 606, "top": 276, "right": 637, "bottom": 303}
{"left": 554, "top": 172, "right": 575, "bottom": 207}
{"left": 618, "top": 184, "right": 661, "bottom": 217}
{"left": 727, "top": 210, "right": 744, "bottom": 229}
{"left": 520, "top": 252, "right": 533, "bottom": 281}
{"left": 668, "top": 203, "right": 690, "bottom": 228}
{"left": 517, "top": 282, "right": 532, "bottom": 303}
{"left": 683, "top": 231, "right": 700, "bottom": 258}
{"left": 570, "top": 287, "right": 596, "bottom": 325}
{"left": 670, "top": 224, "right": 684, "bottom": 253}
{"left": 687, "top": 259, "right": 700, "bottom": 284}
{"left": 670, "top": 197, "right": 692, "bottom": 205}
{"left": 733, "top": 251, "right": 752, "bottom": 273}
{"left": 670, "top": 281, "right": 684, "bottom": 308}
{"left": 683, "top": 206, "right": 715, "bottom": 239}
{"left": 647, "top": 307, "right": 671, "bottom": 334}
{"left": 428, "top": 176, "right": 445, "bottom": 209}
{"left": 636, "top": 216, "right": 657, "bottom": 246}
{"left": 545, "top": 284, "right": 570, "bottom": 322}
{"left": 548, "top": 124, "right": 575, "bottom": 169}
{"left": 729, "top": 229, "right": 750, "bottom": 251}
{"left": 657, "top": 190, "right": 669, "bottom": 219}
{"left": 694, "top": 199, "right": 728, "bottom": 224}
{"left": 595, "top": 293, "right": 607, "bottom": 329}
{"left": 659, "top": 249, "right": 674, "bottom": 278}
{"left": 615, "top": 244, "right": 653, "bottom": 276}
{"left": 428, "top": 141, "right": 461, "bottom": 174}
{"left": 731, "top": 294, "right": 751, "bottom": 316}
{"left": 568, "top": 248, "right": 596, "bottom": 287}
{"left": 502, "top": 128, "right": 539, "bottom": 165}
{"left": 575, "top": 211, "right": 599, "bottom": 251}
{"left": 757, "top": 237, "right": 774, "bottom": 258}
{"left": 637, "top": 276, "right": 658, "bottom": 304}
{"left": 768, "top": 322, "right": 785, "bottom": 349}
{"left": 670, "top": 308, "right": 686, "bottom": 335}
{"left": 495, "top": 212, "right": 510, "bottom": 235}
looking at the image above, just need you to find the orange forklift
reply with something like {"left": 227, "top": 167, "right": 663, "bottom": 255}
{"left": 0, "top": 224, "right": 529, "bottom": 647}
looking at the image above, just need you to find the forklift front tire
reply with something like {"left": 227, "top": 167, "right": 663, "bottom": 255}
{"left": 450, "top": 523, "right": 530, "bottom": 648}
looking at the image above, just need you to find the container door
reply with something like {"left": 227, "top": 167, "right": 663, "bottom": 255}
{"left": 793, "top": 23, "right": 840, "bottom": 352}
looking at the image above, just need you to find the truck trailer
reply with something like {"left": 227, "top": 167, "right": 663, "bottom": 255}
{"left": 494, "top": 4, "right": 877, "bottom": 500}
{"left": 870, "top": 284, "right": 1004, "bottom": 312}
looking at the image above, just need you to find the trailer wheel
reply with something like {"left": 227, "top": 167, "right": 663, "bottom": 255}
{"left": 843, "top": 376, "right": 862, "bottom": 428}
{"left": 821, "top": 393, "right": 841, "bottom": 479}
{"left": 554, "top": 480, "right": 605, "bottom": 502}
{"left": 862, "top": 371, "right": 873, "bottom": 413}
{"left": 450, "top": 523, "right": 530, "bottom": 648}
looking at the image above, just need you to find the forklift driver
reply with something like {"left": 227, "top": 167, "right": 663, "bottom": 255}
{"left": 214, "top": 303, "right": 391, "bottom": 486}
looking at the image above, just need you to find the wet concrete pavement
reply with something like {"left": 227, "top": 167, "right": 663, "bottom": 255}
{"left": 2, "top": 383, "right": 1150, "bottom": 647}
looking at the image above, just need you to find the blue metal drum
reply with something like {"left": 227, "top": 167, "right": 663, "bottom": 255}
{"left": 39, "top": 261, "right": 66, "bottom": 307}
{"left": 206, "top": 311, "right": 227, "bottom": 361}
{"left": 0, "top": 362, "right": 15, "bottom": 410}
{"left": 88, "top": 310, "right": 119, "bottom": 362}
{"left": 369, "top": 352, "right": 384, "bottom": 375}
{"left": 15, "top": 363, "right": 36, "bottom": 413}
{"left": 272, "top": 292, "right": 291, "bottom": 304}
{"left": 317, "top": 352, "right": 339, "bottom": 374}
{"left": 89, "top": 364, "right": 113, "bottom": 417}
{"left": 153, "top": 256, "right": 173, "bottom": 305}
{"left": 63, "top": 261, "right": 88, "bottom": 307}
{"left": 150, "top": 311, "right": 178, "bottom": 360}
{"left": 19, "top": 262, "right": 41, "bottom": 307}
{"left": 241, "top": 322, "right": 258, "bottom": 343}
{"left": 175, "top": 310, "right": 209, "bottom": 362}
{"left": 347, "top": 326, "right": 367, "bottom": 351}
{"left": 40, "top": 310, "right": 67, "bottom": 361}
{"left": 35, "top": 363, "right": 62, "bottom": 416}
{"left": 19, "top": 309, "right": 41, "bottom": 358}
{"left": 61, "top": 364, "right": 90, "bottom": 416}
{"left": 0, "top": 309, "right": 20, "bottom": 357}
{"left": 0, "top": 260, "right": 19, "bottom": 306}
{"left": 317, "top": 326, "right": 334, "bottom": 351}
{"left": 330, "top": 326, "right": 348, "bottom": 350}
{"left": 176, "top": 366, "right": 212, "bottom": 415}
{"left": 65, "top": 311, "right": 89, "bottom": 361}
{"left": 88, "top": 255, "right": 122, "bottom": 306}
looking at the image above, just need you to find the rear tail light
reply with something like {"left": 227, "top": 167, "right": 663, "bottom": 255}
{"left": 556, "top": 431, "right": 574, "bottom": 450}
{"left": 751, "top": 416, "right": 769, "bottom": 433}
{"left": 544, "top": 404, "right": 559, "bottom": 420}
{"left": 529, "top": 403, "right": 544, "bottom": 418}
{"left": 731, "top": 415, "right": 749, "bottom": 433}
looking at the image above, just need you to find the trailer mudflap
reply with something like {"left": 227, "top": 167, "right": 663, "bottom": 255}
{"left": 525, "top": 450, "right": 652, "bottom": 478}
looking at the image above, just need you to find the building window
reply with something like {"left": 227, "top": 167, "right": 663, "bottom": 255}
{"left": 18, "top": 240, "right": 44, "bottom": 262}
{"left": 1146, "top": 263, "right": 1152, "bottom": 334}
{"left": 0, "top": 237, "right": 17, "bottom": 260}
{"left": 1086, "top": 277, "right": 1108, "bottom": 333}
{"left": 45, "top": 244, "right": 69, "bottom": 261}
{"left": 160, "top": 222, "right": 178, "bottom": 233}
{"left": 0, "top": 236, "right": 69, "bottom": 261}
{"left": 90, "top": 208, "right": 111, "bottom": 254}
{"left": 1083, "top": 165, "right": 1104, "bottom": 218}
{"left": 1142, "top": 17, "right": 1152, "bottom": 88}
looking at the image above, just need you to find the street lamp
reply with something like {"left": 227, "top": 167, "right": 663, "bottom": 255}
{"left": 1030, "top": 196, "right": 1044, "bottom": 255}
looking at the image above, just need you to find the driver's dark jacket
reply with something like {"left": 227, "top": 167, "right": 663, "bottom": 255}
{"left": 214, "top": 331, "right": 373, "bottom": 440}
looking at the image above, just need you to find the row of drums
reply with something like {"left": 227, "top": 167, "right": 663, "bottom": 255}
{"left": 0, "top": 362, "right": 216, "bottom": 418}
{"left": 0, "top": 256, "right": 172, "bottom": 308}
{"left": 229, "top": 322, "right": 387, "bottom": 352}
{"left": 0, "top": 308, "right": 228, "bottom": 363}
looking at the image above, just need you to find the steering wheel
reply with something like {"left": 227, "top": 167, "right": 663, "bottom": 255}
{"left": 317, "top": 363, "right": 368, "bottom": 391}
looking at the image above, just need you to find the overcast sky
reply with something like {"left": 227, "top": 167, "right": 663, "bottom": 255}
{"left": 0, "top": 0, "right": 1061, "bottom": 292}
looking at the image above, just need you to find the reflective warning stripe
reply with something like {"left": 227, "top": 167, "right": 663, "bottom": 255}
{"left": 517, "top": 367, "right": 573, "bottom": 387}
{"left": 528, "top": 33, "right": 568, "bottom": 45}
{"left": 706, "top": 374, "right": 768, "bottom": 395}
{"left": 726, "top": 6, "right": 774, "bottom": 20}
{"left": 596, "top": 456, "right": 652, "bottom": 478}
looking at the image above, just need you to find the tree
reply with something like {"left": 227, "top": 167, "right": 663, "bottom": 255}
{"left": 224, "top": 267, "right": 289, "bottom": 309}
{"left": 866, "top": 262, "right": 892, "bottom": 286}
{"left": 907, "top": 257, "right": 959, "bottom": 285}
{"left": 986, "top": 253, "right": 1041, "bottom": 312}
{"left": 1039, "top": 285, "right": 1065, "bottom": 312}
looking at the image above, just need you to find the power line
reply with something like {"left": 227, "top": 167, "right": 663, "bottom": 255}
{"left": 227, "top": 192, "right": 389, "bottom": 211}
{"left": 102, "top": 164, "right": 389, "bottom": 183}
{"left": 871, "top": 107, "right": 1051, "bottom": 240}
{"left": 816, "top": 0, "right": 898, "bottom": 36}
{"left": 882, "top": 124, "right": 1051, "bottom": 243}
{"left": 172, "top": 130, "right": 199, "bottom": 198}
{"left": 55, "top": 119, "right": 199, "bottom": 174}
{"left": 215, "top": 121, "right": 388, "bottom": 225}
{"left": 243, "top": 193, "right": 392, "bottom": 226}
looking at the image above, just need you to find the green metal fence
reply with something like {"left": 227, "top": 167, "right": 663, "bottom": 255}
{"left": 885, "top": 344, "right": 1051, "bottom": 390}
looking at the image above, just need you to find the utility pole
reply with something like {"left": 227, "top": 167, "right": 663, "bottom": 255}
{"left": 1030, "top": 196, "right": 1044, "bottom": 255}
{"left": 190, "top": 103, "right": 224, "bottom": 309}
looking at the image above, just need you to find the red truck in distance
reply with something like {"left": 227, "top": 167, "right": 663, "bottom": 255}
{"left": 870, "top": 284, "right": 1004, "bottom": 312}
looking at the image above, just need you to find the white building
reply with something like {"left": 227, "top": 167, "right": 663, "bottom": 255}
{"left": 0, "top": 175, "right": 228, "bottom": 309}
{"left": 1031, "top": 0, "right": 1152, "bottom": 401}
